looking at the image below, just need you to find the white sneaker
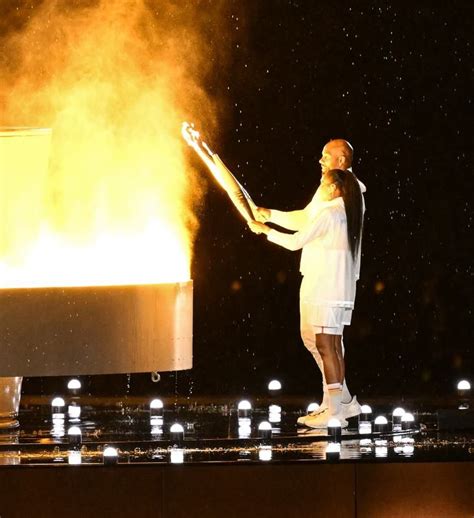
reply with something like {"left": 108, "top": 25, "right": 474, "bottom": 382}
{"left": 296, "top": 404, "right": 328, "bottom": 426}
{"left": 305, "top": 409, "right": 348, "bottom": 429}
{"left": 340, "top": 396, "right": 362, "bottom": 419}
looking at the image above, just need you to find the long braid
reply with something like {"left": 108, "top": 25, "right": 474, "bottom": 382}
{"left": 327, "top": 169, "right": 363, "bottom": 261}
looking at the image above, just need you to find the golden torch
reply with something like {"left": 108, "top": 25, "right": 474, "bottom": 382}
{"left": 181, "top": 122, "right": 258, "bottom": 222}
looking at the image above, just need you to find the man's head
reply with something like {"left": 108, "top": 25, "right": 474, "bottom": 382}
{"left": 319, "top": 139, "right": 353, "bottom": 175}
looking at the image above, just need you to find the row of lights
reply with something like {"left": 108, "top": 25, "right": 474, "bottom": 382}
{"left": 57, "top": 377, "right": 471, "bottom": 465}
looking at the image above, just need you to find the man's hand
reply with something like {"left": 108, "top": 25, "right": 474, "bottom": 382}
{"left": 248, "top": 220, "right": 270, "bottom": 235}
{"left": 254, "top": 207, "right": 271, "bottom": 222}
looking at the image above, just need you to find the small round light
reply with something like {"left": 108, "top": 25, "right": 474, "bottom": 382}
{"left": 268, "top": 380, "right": 282, "bottom": 392}
{"left": 457, "top": 380, "right": 471, "bottom": 391}
{"left": 150, "top": 398, "right": 164, "bottom": 417}
{"left": 170, "top": 423, "right": 184, "bottom": 444}
{"left": 307, "top": 402, "right": 320, "bottom": 413}
{"left": 392, "top": 407, "right": 406, "bottom": 430}
{"left": 401, "top": 412, "right": 415, "bottom": 430}
{"left": 103, "top": 446, "right": 118, "bottom": 465}
{"left": 258, "top": 421, "right": 272, "bottom": 441}
{"left": 51, "top": 397, "right": 65, "bottom": 409}
{"left": 269, "top": 404, "right": 281, "bottom": 414}
{"left": 457, "top": 380, "right": 471, "bottom": 408}
{"left": 237, "top": 400, "right": 252, "bottom": 417}
{"left": 359, "top": 405, "right": 373, "bottom": 424}
{"left": 67, "top": 426, "right": 82, "bottom": 446}
{"left": 392, "top": 407, "right": 405, "bottom": 417}
{"left": 374, "top": 415, "right": 388, "bottom": 433}
{"left": 67, "top": 379, "right": 81, "bottom": 393}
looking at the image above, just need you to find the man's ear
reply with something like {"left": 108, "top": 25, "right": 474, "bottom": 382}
{"left": 337, "top": 156, "right": 345, "bottom": 168}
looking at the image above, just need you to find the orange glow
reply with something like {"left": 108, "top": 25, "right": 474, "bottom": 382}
{"left": 0, "top": 1, "right": 237, "bottom": 288}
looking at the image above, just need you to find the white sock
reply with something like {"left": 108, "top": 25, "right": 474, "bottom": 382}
{"left": 324, "top": 380, "right": 351, "bottom": 407}
{"left": 341, "top": 379, "right": 352, "bottom": 404}
{"left": 327, "top": 382, "right": 342, "bottom": 416}
{"left": 321, "top": 390, "right": 329, "bottom": 409}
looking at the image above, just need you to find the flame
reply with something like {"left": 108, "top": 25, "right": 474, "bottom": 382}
{"left": 0, "top": 1, "right": 238, "bottom": 288}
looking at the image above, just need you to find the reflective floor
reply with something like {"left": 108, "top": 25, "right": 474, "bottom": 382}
{"left": 1, "top": 396, "right": 473, "bottom": 466}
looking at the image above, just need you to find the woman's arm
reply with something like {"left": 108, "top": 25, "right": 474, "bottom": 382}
{"left": 248, "top": 208, "right": 332, "bottom": 251}
{"left": 267, "top": 207, "right": 309, "bottom": 231}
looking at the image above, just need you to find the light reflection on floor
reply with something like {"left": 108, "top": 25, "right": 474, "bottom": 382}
{"left": 0, "top": 396, "right": 472, "bottom": 466}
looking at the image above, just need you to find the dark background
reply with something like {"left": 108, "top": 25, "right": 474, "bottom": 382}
{"left": 19, "top": 2, "right": 474, "bottom": 399}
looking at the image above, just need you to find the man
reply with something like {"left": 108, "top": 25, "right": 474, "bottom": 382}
{"left": 256, "top": 139, "right": 366, "bottom": 426}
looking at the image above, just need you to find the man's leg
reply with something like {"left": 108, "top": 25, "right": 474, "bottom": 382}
{"left": 315, "top": 333, "right": 343, "bottom": 417}
{"left": 300, "top": 311, "right": 352, "bottom": 406}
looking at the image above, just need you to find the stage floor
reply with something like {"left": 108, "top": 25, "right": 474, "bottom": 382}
{"left": 1, "top": 395, "right": 473, "bottom": 465}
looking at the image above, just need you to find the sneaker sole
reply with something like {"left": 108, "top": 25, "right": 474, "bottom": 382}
{"left": 306, "top": 419, "right": 348, "bottom": 430}
{"left": 296, "top": 408, "right": 328, "bottom": 426}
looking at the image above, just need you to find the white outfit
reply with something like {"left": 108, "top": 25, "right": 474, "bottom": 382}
{"left": 267, "top": 177, "right": 366, "bottom": 403}
{"left": 268, "top": 196, "right": 358, "bottom": 331}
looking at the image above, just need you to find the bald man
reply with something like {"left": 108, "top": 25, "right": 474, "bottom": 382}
{"left": 257, "top": 139, "right": 366, "bottom": 427}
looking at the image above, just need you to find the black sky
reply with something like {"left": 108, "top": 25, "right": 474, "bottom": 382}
{"left": 189, "top": 2, "right": 473, "bottom": 397}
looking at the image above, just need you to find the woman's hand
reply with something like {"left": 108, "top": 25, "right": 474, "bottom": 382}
{"left": 248, "top": 220, "right": 270, "bottom": 235}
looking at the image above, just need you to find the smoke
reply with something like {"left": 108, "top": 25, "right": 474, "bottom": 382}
{"left": 0, "top": 0, "right": 238, "bottom": 284}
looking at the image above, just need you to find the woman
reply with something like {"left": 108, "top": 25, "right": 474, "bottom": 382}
{"left": 248, "top": 168, "right": 364, "bottom": 428}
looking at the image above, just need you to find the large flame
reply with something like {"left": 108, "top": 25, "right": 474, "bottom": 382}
{"left": 0, "top": 0, "right": 235, "bottom": 288}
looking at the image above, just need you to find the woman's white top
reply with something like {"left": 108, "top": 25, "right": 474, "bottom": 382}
{"left": 268, "top": 178, "right": 366, "bottom": 281}
{"left": 267, "top": 196, "right": 360, "bottom": 309}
